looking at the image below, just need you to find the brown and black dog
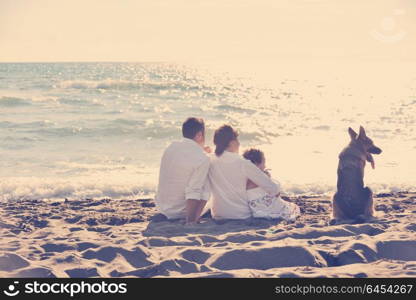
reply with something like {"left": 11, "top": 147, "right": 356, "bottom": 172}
{"left": 332, "top": 126, "right": 382, "bottom": 223}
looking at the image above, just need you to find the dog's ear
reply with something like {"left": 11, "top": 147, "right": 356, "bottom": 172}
{"left": 358, "top": 126, "right": 367, "bottom": 139}
{"left": 348, "top": 127, "right": 358, "bottom": 140}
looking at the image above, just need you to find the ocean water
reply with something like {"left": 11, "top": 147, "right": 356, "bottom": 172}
{"left": 0, "top": 61, "right": 415, "bottom": 201}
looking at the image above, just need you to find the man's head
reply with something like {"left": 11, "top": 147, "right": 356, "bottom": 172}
{"left": 182, "top": 117, "right": 205, "bottom": 146}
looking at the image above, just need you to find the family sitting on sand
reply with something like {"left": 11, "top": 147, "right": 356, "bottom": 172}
{"left": 155, "top": 117, "right": 300, "bottom": 224}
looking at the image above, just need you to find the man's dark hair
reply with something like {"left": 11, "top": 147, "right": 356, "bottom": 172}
{"left": 182, "top": 117, "right": 205, "bottom": 139}
{"left": 243, "top": 148, "right": 264, "bottom": 165}
{"left": 213, "top": 125, "right": 238, "bottom": 156}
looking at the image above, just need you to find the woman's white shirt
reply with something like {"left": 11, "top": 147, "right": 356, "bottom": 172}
{"left": 208, "top": 151, "right": 280, "bottom": 219}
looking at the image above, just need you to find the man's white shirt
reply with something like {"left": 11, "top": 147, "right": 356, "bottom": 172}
{"left": 155, "top": 138, "right": 210, "bottom": 219}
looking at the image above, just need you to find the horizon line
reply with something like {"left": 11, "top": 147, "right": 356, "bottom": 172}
{"left": 0, "top": 61, "right": 170, "bottom": 64}
{"left": 1, "top": 57, "right": 416, "bottom": 64}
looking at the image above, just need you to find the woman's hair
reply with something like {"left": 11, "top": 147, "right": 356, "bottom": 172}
{"left": 213, "top": 125, "right": 238, "bottom": 156}
{"left": 243, "top": 148, "right": 264, "bottom": 165}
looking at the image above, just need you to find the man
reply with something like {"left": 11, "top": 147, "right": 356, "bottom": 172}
{"left": 155, "top": 117, "right": 210, "bottom": 224}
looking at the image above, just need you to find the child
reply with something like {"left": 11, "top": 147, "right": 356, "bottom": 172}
{"left": 243, "top": 148, "right": 300, "bottom": 221}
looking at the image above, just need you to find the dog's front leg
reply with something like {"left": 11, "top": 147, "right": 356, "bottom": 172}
{"left": 363, "top": 187, "right": 374, "bottom": 217}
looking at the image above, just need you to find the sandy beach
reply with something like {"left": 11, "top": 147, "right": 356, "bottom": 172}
{"left": 1, "top": 192, "right": 415, "bottom": 278}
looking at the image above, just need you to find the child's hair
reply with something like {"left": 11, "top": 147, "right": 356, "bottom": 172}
{"left": 243, "top": 148, "right": 264, "bottom": 165}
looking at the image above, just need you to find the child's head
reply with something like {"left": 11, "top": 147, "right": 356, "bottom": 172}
{"left": 243, "top": 148, "right": 265, "bottom": 170}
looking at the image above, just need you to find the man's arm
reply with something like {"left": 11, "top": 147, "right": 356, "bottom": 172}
{"left": 186, "top": 199, "right": 206, "bottom": 224}
{"left": 185, "top": 158, "right": 210, "bottom": 223}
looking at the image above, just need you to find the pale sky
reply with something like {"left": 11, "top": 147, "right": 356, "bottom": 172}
{"left": 0, "top": 0, "right": 415, "bottom": 62}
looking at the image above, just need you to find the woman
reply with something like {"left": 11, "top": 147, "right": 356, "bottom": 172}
{"left": 208, "top": 125, "right": 280, "bottom": 219}
{"left": 243, "top": 148, "right": 300, "bottom": 221}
